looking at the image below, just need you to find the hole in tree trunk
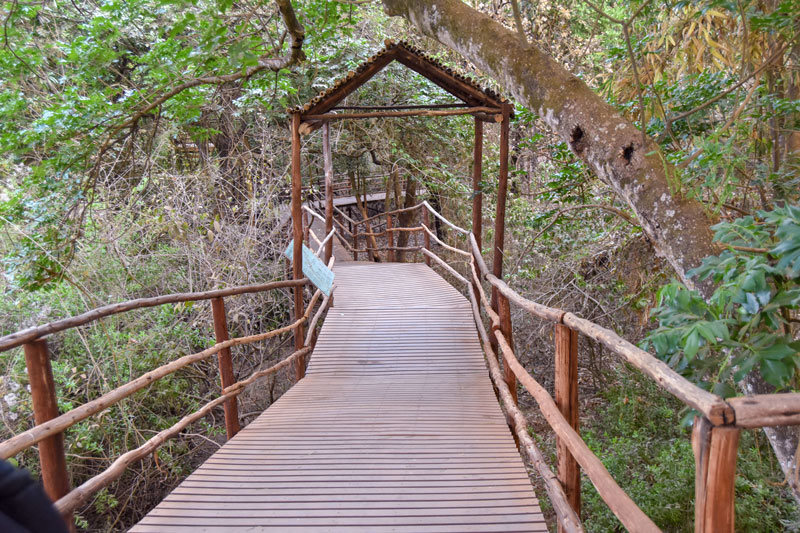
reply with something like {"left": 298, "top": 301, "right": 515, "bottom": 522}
{"left": 570, "top": 125, "right": 585, "bottom": 153}
{"left": 622, "top": 143, "right": 634, "bottom": 164}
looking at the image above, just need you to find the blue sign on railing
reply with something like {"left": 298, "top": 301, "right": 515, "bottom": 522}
{"left": 284, "top": 240, "right": 335, "bottom": 297}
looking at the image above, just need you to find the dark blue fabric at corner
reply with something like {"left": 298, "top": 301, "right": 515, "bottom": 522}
{"left": 0, "top": 459, "right": 68, "bottom": 533}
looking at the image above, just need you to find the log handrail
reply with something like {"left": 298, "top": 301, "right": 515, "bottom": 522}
{"left": 422, "top": 244, "right": 583, "bottom": 531}
{"left": 0, "top": 279, "right": 308, "bottom": 353}
{"left": 461, "top": 240, "right": 659, "bottom": 530}
{"left": 354, "top": 202, "right": 425, "bottom": 227}
{"left": 466, "top": 233, "right": 734, "bottom": 426}
{"left": 421, "top": 223, "right": 471, "bottom": 257}
{"left": 333, "top": 205, "right": 359, "bottom": 226}
{"left": 422, "top": 200, "right": 470, "bottom": 235}
{"left": 332, "top": 217, "right": 354, "bottom": 237}
{"left": 561, "top": 313, "right": 733, "bottom": 425}
{"left": 0, "top": 268, "right": 336, "bottom": 527}
{"left": 464, "top": 279, "right": 584, "bottom": 532}
{"left": 467, "top": 261, "right": 660, "bottom": 531}
{"left": 302, "top": 203, "right": 326, "bottom": 224}
{"left": 492, "top": 323, "right": 661, "bottom": 532}
{"left": 358, "top": 225, "right": 424, "bottom": 238}
{"left": 726, "top": 393, "right": 800, "bottom": 428}
{"left": 420, "top": 248, "right": 468, "bottom": 285}
{"left": 54, "top": 345, "right": 313, "bottom": 516}
{"left": 417, "top": 198, "right": 800, "bottom": 533}
{"left": 0, "top": 288, "right": 324, "bottom": 460}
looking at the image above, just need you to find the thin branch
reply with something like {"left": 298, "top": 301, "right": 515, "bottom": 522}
{"left": 510, "top": 0, "right": 527, "bottom": 44}
{"left": 658, "top": 44, "right": 788, "bottom": 143}
{"left": 90, "top": 0, "right": 305, "bottom": 178}
{"left": 581, "top": 0, "right": 653, "bottom": 144}
{"left": 621, "top": 24, "right": 646, "bottom": 146}
{"left": 678, "top": 70, "right": 763, "bottom": 169}
{"left": 511, "top": 204, "right": 640, "bottom": 273}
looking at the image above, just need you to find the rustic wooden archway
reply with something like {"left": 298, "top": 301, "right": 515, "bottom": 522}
{"left": 286, "top": 40, "right": 515, "bottom": 384}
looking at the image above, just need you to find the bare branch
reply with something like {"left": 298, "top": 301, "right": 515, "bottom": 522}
{"left": 510, "top": 0, "right": 527, "bottom": 44}
{"left": 90, "top": 0, "right": 305, "bottom": 177}
{"left": 511, "top": 203, "right": 640, "bottom": 272}
{"left": 658, "top": 45, "right": 788, "bottom": 143}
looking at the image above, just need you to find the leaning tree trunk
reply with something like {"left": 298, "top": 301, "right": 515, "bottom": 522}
{"left": 381, "top": 0, "right": 800, "bottom": 499}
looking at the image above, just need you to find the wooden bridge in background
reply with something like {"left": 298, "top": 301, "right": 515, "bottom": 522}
{"left": 131, "top": 261, "right": 545, "bottom": 532}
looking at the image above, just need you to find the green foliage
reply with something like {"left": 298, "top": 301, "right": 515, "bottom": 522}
{"left": 0, "top": 0, "right": 358, "bottom": 289}
{"left": 582, "top": 372, "right": 796, "bottom": 532}
{"left": 644, "top": 205, "right": 800, "bottom": 393}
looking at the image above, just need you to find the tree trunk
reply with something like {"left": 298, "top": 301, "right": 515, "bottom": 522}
{"left": 381, "top": 0, "right": 800, "bottom": 499}
{"left": 395, "top": 174, "right": 417, "bottom": 262}
{"left": 349, "top": 173, "right": 379, "bottom": 261}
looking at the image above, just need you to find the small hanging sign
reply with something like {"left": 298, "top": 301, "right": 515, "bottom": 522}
{"left": 284, "top": 240, "right": 335, "bottom": 297}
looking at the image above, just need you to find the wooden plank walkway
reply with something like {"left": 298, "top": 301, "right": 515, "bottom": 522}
{"left": 131, "top": 262, "right": 544, "bottom": 532}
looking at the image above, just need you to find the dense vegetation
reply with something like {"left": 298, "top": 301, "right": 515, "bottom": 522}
{"left": 0, "top": 0, "right": 798, "bottom": 530}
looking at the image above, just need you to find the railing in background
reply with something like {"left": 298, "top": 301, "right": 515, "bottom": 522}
{"left": 0, "top": 230, "right": 338, "bottom": 526}
{"left": 303, "top": 172, "right": 392, "bottom": 199}
{"left": 406, "top": 201, "right": 800, "bottom": 533}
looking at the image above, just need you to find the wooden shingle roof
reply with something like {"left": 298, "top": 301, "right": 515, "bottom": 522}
{"left": 288, "top": 40, "right": 509, "bottom": 118}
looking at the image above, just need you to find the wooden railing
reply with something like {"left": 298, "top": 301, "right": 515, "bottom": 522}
{"left": 5, "top": 196, "right": 800, "bottom": 532}
{"left": 347, "top": 200, "right": 800, "bottom": 533}
{"left": 0, "top": 234, "right": 337, "bottom": 525}
{"left": 314, "top": 200, "right": 457, "bottom": 263}
{"left": 303, "top": 172, "right": 393, "bottom": 199}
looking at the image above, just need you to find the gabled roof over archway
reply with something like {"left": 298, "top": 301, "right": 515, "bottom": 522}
{"left": 288, "top": 40, "right": 510, "bottom": 131}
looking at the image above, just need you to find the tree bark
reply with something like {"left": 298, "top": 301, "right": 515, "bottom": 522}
{"left": 381, "top": 0, "right": 713, "bottom": 289}
{"left": 395, "top": 174, "right": 418, "bottom": 261}
{"left": 380, "top": 0, "right": 800, "bottom": 500}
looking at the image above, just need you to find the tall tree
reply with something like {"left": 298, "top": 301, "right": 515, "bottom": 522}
{"left": 379, "top": 0, "right": 800, "bottom": 498}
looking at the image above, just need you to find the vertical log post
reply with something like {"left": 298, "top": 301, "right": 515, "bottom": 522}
{"left": 302, "top": 210, "right": 310, "bottom": 245}
{"left": 23, "top": 340, "right": 71, "bottom": 507}
{"left": 353, "top": 224, "right": 359, "bottom": 261}
{"left": 211, "top": 297, "right": 240, "bottom": 439}
{"left": 555, "top": 324, "right": 580, "bottom": 523}
{"left": 422, "top": 207, "right": 431, "bottom": 266}
{"left": 291, "top": 113, "right": 306, "bottom": 381}
{"left": 472, "top": 117, "right": 483, "bottom": 250}
{"left": 471, "top": 116, "right": 484, "bottom": 308}
{"left": 491, "top": 104, "right": 515, "bottom": 403}
{"left": 322, "top": 123, "right": 334, "bottom": 264}
{"left": 693, "top": 417, "right": 740, "bottom": 533}
{"left": 386, "top": 214, "right": 394, "bottom": 262}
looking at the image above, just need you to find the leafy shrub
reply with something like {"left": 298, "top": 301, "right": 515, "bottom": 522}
{"left": 644, "top": 204, "right": 800, "bottom": 393}
{"left": 581, "top": 372, "right": 797, "bottom": 532}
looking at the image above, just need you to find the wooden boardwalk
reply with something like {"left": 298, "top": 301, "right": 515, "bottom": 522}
{"left": 132, "top": 262, "right": 544, "bottom": 532}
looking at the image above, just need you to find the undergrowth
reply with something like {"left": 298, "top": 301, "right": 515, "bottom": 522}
{"left": 581, "top": 370, "right": 799, "bottom": 532}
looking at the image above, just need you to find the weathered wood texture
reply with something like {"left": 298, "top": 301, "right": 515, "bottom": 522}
{"left": 23, "top": 340, "right": 70, "bottom": 504}
{"left": 211, "top": 298, "right": 240, "bottom": 440}
{"left": 555, "top": 324, "right": 580, "bottom": 523}
{"left": 0, "top": 280, "right": 307, "bottom": 353}
{"left": 727, "top": 393, "right": 800, "bottom": 428}
{"left": 291, "top": 113, "right": 306, "bottom": 380}
{"left": 132, "top": 262, "right": 544, "bottom": 532}
{"left": 693, "top": 417, "right": 740, "bottom": 533}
